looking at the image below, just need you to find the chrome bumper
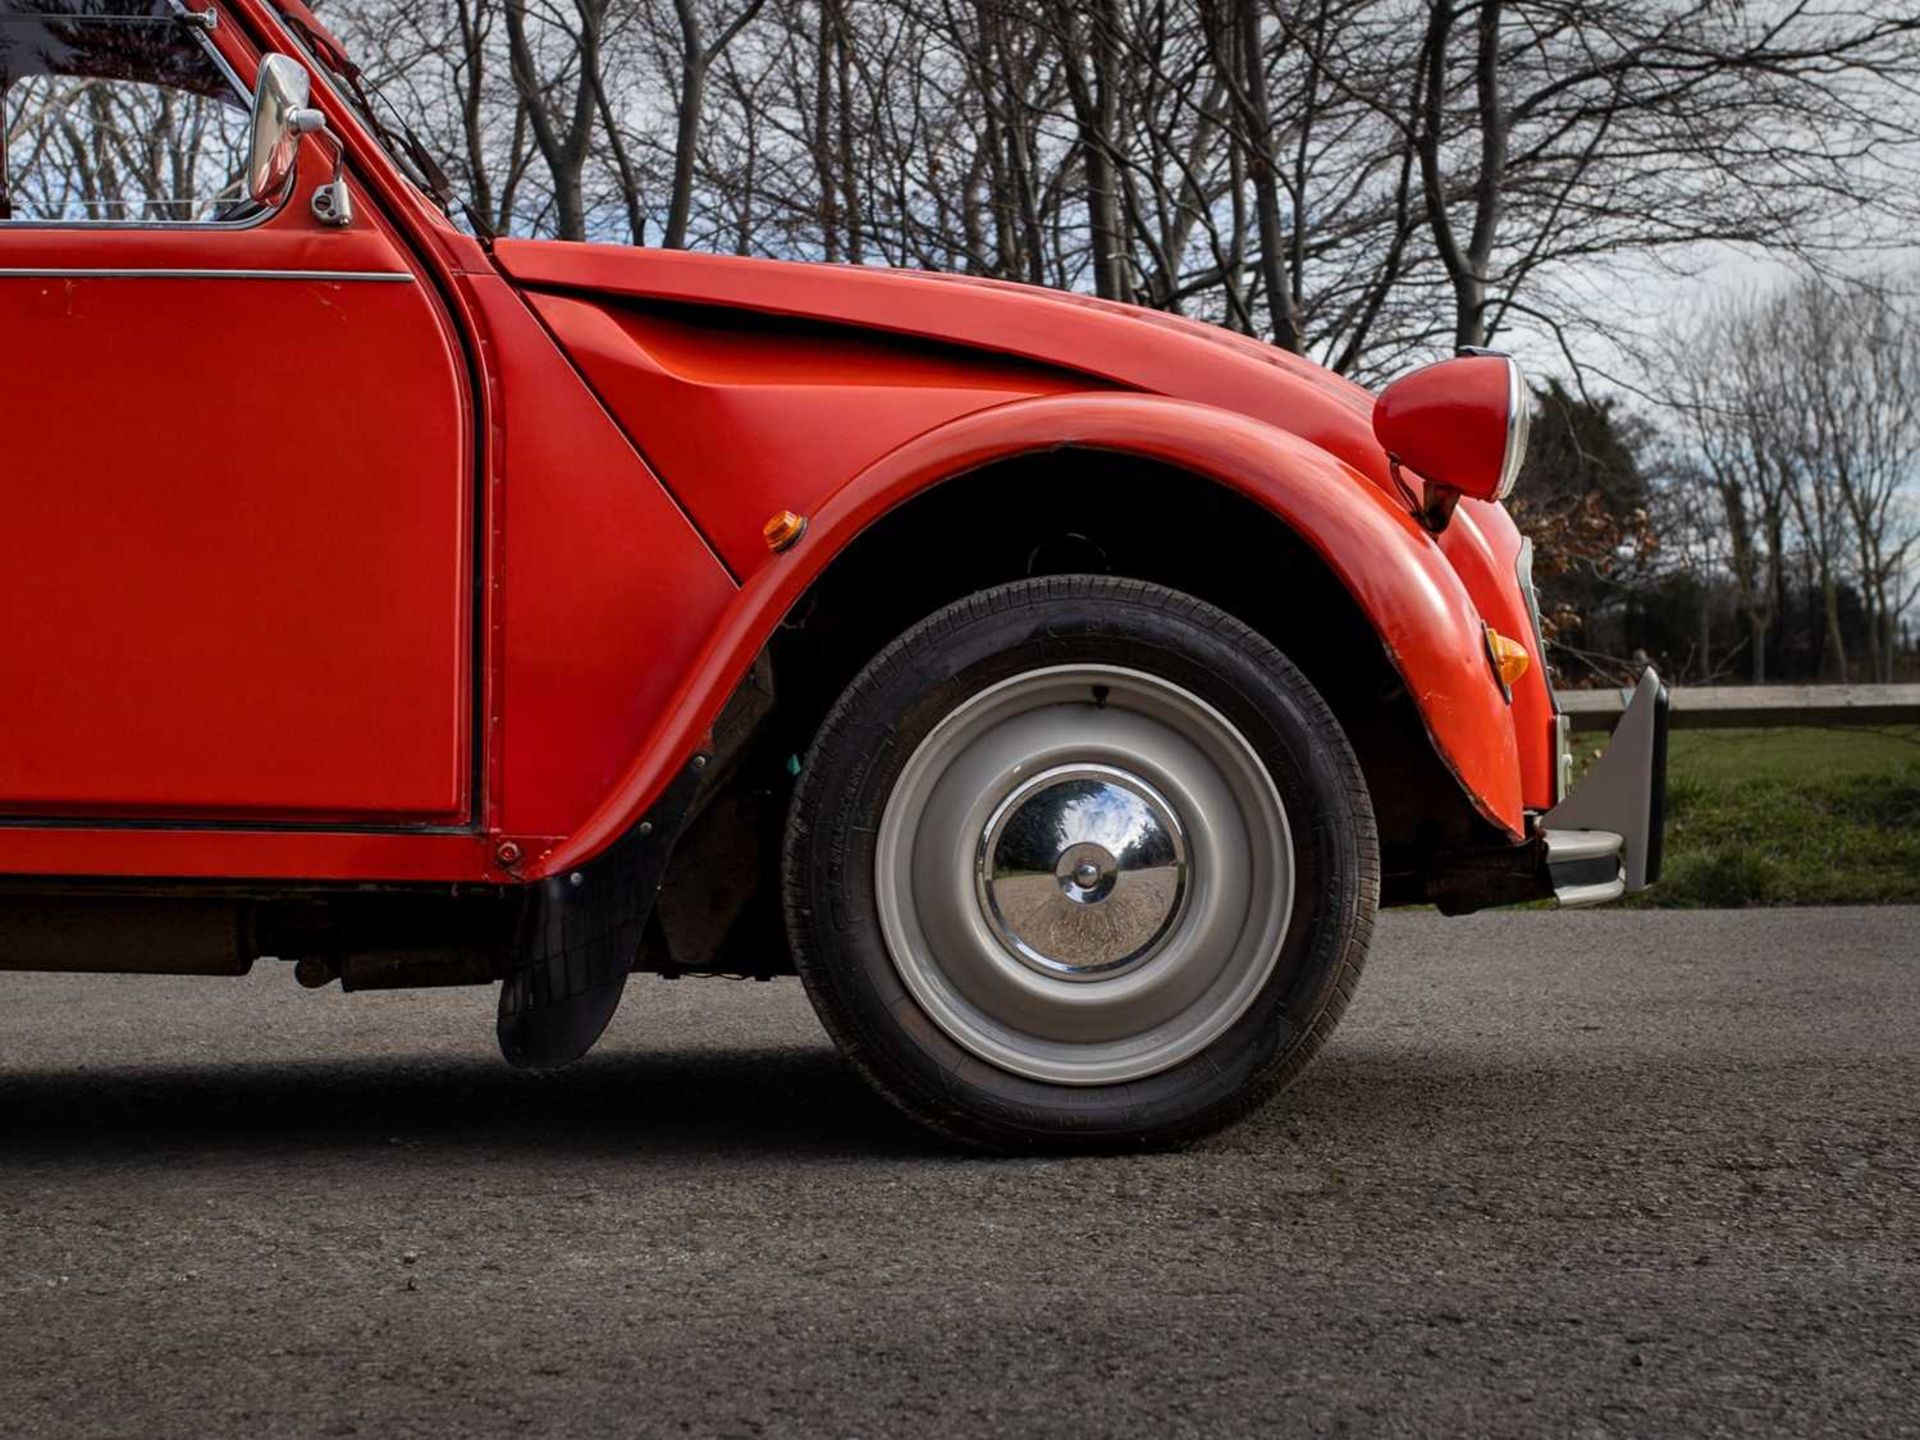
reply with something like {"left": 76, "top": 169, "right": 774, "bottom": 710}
{"left": 1537, "top": 670, "right": 1669, "bottom": 907}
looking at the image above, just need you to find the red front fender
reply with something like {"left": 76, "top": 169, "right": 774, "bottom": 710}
{"left": 533, "top": 392, "right": 1522, "bottom": 876}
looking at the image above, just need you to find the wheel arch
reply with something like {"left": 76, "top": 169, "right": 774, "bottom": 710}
{"left": 537, "top": 394, "right": 1522, "bottom": 883}
{"left": 765, "top": 448, "right": 1516, "bottom": 874}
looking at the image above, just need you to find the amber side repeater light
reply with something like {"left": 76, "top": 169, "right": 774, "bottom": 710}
{"left": 763, "top": 510, "right": 807, "bottom": 552}
{"left": 1485, "top": 627, "right": 1530, "bottom": 697}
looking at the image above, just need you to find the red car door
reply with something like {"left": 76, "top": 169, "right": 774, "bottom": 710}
{"left": 0, "top": 3, "right": 472, "bottom": 825}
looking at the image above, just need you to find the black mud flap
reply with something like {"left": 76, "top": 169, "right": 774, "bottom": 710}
{"left": 497, "top": 755, "right": 710, "bottom": 1069}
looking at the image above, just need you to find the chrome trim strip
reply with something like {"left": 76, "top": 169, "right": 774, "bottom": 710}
{"left": 1515, "top": 538, "right": 1544, "bottom": 653}
{"left": 0, "top": 213, "right": 278, "bottom": 234}
{"left": 1544, "top": 828, "right": 1626, "bottom": 907}
{"left": 0, "top": 268, "right": 413, "bottom": 282}
{"left": 1544, "top": 828, "right": 1623, "bottom": 866}
{"left": 1555, "top": 875, "right": 1626, "bottom": 908}
{"left": 1554, "top": 712, "right": 1574, "bottom": 804}
{"left": 1513, "top": 535, "right": 1571, "bottom": 799}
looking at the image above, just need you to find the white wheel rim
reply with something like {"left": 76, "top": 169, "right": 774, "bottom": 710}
{"left": 875, "top": 664, "right": 1294, "bottom": 1085}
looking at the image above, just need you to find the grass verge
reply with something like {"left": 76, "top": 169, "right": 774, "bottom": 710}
{"left": 1612, "top": 724, "right": 1920, "bottom": 907}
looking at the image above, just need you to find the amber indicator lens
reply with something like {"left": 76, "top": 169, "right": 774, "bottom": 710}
{"left": 1485, "top": 628, "right": 1530, "bottom": 690}
{"left": 762, "top": 510, "right": 807, "bottom": 551}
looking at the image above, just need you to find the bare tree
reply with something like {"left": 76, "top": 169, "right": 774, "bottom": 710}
{"left": 1663, "top": 275, "right": 1920, "bottom": 684}
{"left": 1664, "top": 299, "right": 1791, "bottom": 683}
{"left": 320, "top": 0, "right": 1920, "bottom": 388}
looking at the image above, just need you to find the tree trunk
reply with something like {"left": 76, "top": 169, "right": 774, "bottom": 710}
{"left": 1698, "top": 590, "right": 1711, "bottom": 678}
{"left": 1237, "top": 0, "right": 1300, "bottom": 350}
{"left": 832, "top": 0, "right": 860, "bottom": 263}
{"left": 665, "top": 34, "right": 706, "bottom": 249}
{"left": 552, "top": 171, "right": 586, "bottom": 239}
{"left": 813, "top": 2, "right": 839, "bottom": 260}
{"left": 1822, "top": 573, "right": 1848, "bottom": 681}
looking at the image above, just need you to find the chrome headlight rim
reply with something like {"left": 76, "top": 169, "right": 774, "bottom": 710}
{"left": 1495, "top": 354, "right": 1530, "bottom": 500}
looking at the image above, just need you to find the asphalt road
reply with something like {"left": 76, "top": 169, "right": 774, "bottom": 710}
{"left": 0, "top": 907, "right": 1914, "bottom": 1438}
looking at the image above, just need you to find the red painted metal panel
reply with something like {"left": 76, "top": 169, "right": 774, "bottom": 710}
{"left": 0, "top": 148, "right": 471, "bottom": 823}
{"left": 0, "top": 270, "right": 738, "bottom": 881}
{"left": 0, "top": 824, "right": 502, "bottom": 883}
{"left": 0, "top": 0, "right": 1546, "bottom": 883}
{"left": 464, "top": 277, "right": 738, "bottom": 850}
{"left": 1441, "top": 501, "right": 1559, "bottom": 810}
{"left": 525, "top": 292, "right": 1085, "bottom": 581}
{"left": 493, "top": 240, "right": 1390, "bottom": 487}
{"left": 537, "top": 393, "right": 1528, "bottom": 880}
{"left": 501, "top": 243, "right": 1549, "bottom": 825}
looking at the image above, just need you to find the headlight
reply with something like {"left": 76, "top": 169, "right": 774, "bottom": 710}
{"left": 1372, "top": 351, "right": 1530, "bottom": 511}
{"left": 1495, "top": 352, "right": 1530, "bottom": 499}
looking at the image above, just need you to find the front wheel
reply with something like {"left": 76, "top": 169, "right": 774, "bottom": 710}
{"left": 783, "top": 576, "right": 1377, "bottom": 1150}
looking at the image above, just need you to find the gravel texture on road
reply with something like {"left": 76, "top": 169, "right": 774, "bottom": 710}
{"left": 0, "top": 907, "right": 1914, "bottom": 1438}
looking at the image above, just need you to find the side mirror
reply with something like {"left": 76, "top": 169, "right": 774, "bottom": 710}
{"left": 247, "top": 54, "right": 328, "bottom": 205}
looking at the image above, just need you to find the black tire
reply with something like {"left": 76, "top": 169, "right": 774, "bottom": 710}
{"left": 783, "top": 575, "right": 1377, "bottom": 1151}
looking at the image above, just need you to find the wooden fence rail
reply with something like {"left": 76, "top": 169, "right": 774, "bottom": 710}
{"left": 1558, "top": 683, "right": 1920, "bottom": 733}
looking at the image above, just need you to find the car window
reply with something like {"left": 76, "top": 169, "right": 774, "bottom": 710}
{"left": 0, "top": 1, "right": 257, "bottom": 224}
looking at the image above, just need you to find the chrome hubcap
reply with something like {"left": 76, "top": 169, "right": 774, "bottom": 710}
{"left": 875, "top": 664, "right": 1294, "bottom": 1086}
{"left": 978, "top": 764, "right": 1188, "bottom": 979}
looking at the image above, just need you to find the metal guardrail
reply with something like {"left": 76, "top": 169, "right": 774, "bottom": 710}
{"left": 1559, "top": 683, "right": 1920, "bottom": 732}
